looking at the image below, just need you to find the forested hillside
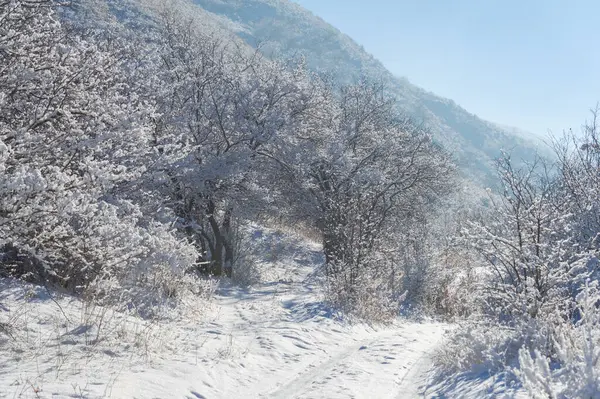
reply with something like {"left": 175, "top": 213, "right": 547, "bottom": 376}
{"left": 191, "top": 0, "right": 544, "bottom": 185}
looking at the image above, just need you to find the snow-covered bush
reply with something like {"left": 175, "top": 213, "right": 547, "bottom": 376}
{"left": 437, "top": 112, "right": 600, "bottom": 393}
{"left": 0, "top": 0, "right": 202, "bottom": 315}
{"left": 515, "top": 281, "right": 600, "bottom": 399}
{"left": 323, "top": 258, "right": 401, "bottom": 322}
{"left": 435, "top": 320, "right": 523, "bottom": 376}
{"left": 227, "top": 224, "right": 263, "bottom": 287}
{"left": 420, "top": 245, "right": 480, "bottom": 317}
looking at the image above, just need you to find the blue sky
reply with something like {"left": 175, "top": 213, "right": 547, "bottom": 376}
{"left": 293, "top": 0, "right": 600, "bottom": 136}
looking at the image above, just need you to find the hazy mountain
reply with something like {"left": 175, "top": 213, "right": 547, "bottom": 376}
{"left": 188, "top": 0, "right": 544, "bottom": 185}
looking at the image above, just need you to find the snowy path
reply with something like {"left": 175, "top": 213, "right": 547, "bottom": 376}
{"left": 265, "top": 324, "right": 444, "bottom": 399}
{"left": 0, "top": 230, "right": 447, "bottom": 398}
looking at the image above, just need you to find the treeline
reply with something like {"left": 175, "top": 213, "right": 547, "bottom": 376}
{"left": 0, "top": 0, "right": 453, "bottom": 318}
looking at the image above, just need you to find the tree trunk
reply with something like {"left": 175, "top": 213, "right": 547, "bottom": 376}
{"left": 206, "top": 200, "right": 235, "bottom": 278}
{"left": 207, "top": 199, "right": 224, "bottom": 276}
{"left": 222, "top": 207, "right": 234, "bottom": 278}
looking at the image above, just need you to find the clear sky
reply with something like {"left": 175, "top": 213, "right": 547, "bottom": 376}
{"left": 292, "top": 0, "right": 600, "bottom": 137}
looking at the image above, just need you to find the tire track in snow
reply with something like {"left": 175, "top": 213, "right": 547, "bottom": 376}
{"left": 394, "top": 341, "right": 439, "bottom": 398}
{"left": 264, "top": 334, "right": 390, "bottom": 399}
{"left": 263, "top": 324, "right": 444, "bottom": 399}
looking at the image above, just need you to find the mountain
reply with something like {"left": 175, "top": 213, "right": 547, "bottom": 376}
{"left": 187, "top": 0, "right": 544, "bottom": 185}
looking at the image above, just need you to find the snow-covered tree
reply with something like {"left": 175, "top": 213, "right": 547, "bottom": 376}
{"left": 440, "top": 112, "right": 600, "bottom": 390}
{"left": 0, "top": 0, "right": 199, "bottom": 313}
{"left": 463, "top": 154, "right": 576, "bottom": 321}
{"left": 268, "top": 79, "right": 455, "bottom": 318}
{"left": 144, "top": 6, "right": 323, "bottom": 277}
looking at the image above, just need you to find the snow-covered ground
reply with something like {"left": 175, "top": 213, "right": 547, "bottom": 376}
{"left": 0, "top": 229, "right": 448, "bottom": 398}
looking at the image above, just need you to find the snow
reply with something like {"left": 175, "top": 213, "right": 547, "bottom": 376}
{"left": 0, "top": 229, "right": 446, "bottom": 398}
{"left": 427, "top": 371, "right": 529, "bottom": 399}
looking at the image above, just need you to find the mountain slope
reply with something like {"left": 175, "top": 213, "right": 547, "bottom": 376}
{"left": 189, "top": 0, "right": 543, "bottom": 185}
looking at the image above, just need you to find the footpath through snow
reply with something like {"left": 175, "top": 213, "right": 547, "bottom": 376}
{"left": 0, "top": 229, "right": 446, "bottom": 398}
